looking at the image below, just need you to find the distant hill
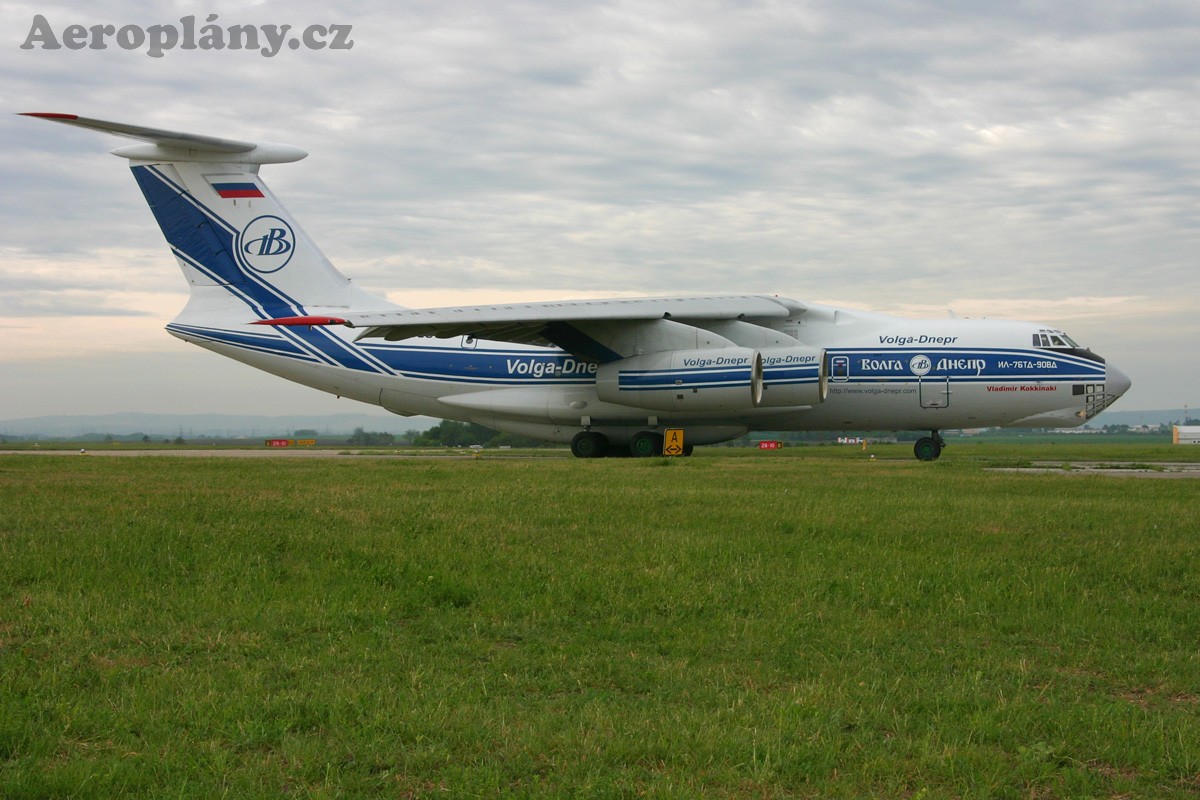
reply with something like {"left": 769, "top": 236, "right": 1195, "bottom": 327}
{"left": 0, "top": 412, "right": 438, "bottom": 439}
{"left": 1087, "top": 408, "right": 1195, "bottom": 428}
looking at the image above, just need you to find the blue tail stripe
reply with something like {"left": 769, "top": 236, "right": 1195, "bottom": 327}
{"left": 132, "top": 165, "right": 301, "bottom": 318}
{"left": 132, "top": 166, "right": 246, "bottom": 288}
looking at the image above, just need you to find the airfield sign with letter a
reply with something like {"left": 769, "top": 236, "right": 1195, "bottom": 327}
{"left": 663, "top": 428, "right": 685, "bottom": 456}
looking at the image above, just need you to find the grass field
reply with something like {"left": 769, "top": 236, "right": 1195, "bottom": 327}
{"left": 2, "top": 444, "right": 1199, "bottom": 798}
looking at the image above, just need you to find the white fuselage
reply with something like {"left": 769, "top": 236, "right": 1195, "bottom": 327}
{"left": 168, "top": 299, "right": 1123, "bottom": 446}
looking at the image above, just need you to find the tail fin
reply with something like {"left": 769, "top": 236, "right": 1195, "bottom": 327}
{"left": 23, "top": 113, "right": 380, "bottom": 320}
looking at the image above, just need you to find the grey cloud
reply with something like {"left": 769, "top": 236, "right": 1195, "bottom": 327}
{"left": 2, "top": 0, "right": 1197, "bottom": 414}
{"left": 0, "top": 292, "right": 158, "bottom": 318}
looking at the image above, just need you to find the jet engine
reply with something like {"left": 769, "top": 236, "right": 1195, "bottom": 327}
{"left": 595, "top": 347, "right": 763, "bottom": 412}
{"left": 757, "top": 347, "right": 827, "bottom": 407}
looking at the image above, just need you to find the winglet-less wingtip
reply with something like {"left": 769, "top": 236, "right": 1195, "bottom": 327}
{"left": 20, "top": 112, "right": 307, "bottom": 164}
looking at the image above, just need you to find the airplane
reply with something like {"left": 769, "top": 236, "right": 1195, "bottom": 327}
{"left": 24, "top": 112, "right": 1130, "bottom": 460}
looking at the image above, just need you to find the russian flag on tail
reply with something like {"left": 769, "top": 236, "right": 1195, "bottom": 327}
{"left": 210, "top": 180, "right": 264, "bottom": 199}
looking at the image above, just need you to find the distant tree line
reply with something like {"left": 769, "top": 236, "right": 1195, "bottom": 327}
{"left": 347, "top": 427, "right": 396, "bottom": 446}
{"left": 346, "top": 421, "right": 549, "bottom": 448}
{"left": 411, "top": 420, "right": 548, "bottom": 449}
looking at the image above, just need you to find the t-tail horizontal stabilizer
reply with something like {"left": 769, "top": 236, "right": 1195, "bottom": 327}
{"left": 19, "top": 112, "right": 307, "bottom": 164}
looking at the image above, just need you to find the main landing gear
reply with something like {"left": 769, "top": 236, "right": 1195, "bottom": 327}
{"left": 571, "top": 430, "right": 692, "bottom": 459}
{"left": 628, "top": 430, "right": 663, "bottom": 458}
{"left": 571, "top": 430, "right": 663, "bottom": 458}
{"left": 570, "top": 431, "right": 608, "bottom": 459}
{"left": 913, "top": 431, "right": 946, "bottom": 462}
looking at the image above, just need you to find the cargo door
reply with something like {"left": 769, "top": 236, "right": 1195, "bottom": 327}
{"left": 919, "top": 375, "right": 950, "bottom": 408}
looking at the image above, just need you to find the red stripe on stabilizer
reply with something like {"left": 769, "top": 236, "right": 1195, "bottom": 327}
{"left": 20, "top": 112, "right": 80, "bottom": 120}
{"left": 252, "top": 316, "right": 349, "bottom": 327}
{"left": 216, "top": 188, "right": 264, "bottom": 199}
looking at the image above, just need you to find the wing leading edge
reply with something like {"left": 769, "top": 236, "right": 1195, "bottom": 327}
{"left": 255, "top": 294, "right": 806, "bottom": 363}
{"left": 345, "top": 294, "right": 803, "bottom": 342}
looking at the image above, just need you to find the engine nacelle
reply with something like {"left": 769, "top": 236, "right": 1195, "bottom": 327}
{"left": 596, "top": 347, "right": 763, "bottom": 412}
{"left": 757, "top": 346, "right": 827, "bottom": 407}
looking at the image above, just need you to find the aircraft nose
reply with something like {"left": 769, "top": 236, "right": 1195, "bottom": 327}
{"left": 1107, "top": 364, "right": 1132, "bottom": 400}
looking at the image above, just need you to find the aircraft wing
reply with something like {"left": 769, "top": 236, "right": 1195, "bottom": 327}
{"left": 343, "top": 294, "right": 804, "bottom": 348}
{"left": 257, "top": 294, "right": 806, "bottom": 360}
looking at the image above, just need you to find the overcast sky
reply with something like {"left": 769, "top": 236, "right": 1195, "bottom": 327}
{"left": 2, "top": 0, "right": 1197, "bottom": 419}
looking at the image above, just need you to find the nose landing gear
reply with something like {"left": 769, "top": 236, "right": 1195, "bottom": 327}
{"left": 913, "top": 431, "right": 946, "bottom": 461}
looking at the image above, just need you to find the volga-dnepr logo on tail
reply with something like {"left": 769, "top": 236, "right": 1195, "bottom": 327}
{"left": 24, "top": 112, "right": 1131, "bottom": 460}
{"left": 239, "top": 215, "right": 295, "bottom": 274}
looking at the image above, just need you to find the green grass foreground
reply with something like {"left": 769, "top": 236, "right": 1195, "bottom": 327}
{"left": 1, "top": 448, "right": 1198, "bottom": 798}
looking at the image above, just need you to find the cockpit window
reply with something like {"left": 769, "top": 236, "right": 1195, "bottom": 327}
{"left": 1034, "top": 329, "right": 1081, "bottom": 349}
{"left": 1032, "top": 328, "right": 1102, "bottom": 363}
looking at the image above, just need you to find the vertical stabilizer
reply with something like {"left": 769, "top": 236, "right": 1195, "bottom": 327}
{"left": 23, "top": 113, "right": 389, "bottom": 320}
{"left": 128, "top": 160, "right": 353, "bottom": 318}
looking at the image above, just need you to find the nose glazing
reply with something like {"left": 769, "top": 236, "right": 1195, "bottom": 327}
{"left": 1107, "top": 365, "right": 1131, "bottom": 400}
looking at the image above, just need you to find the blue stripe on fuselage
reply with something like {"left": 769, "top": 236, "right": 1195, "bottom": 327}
{"left": 170, "top": 321, "right": 1097, "bottom": 391}
{"left": 763, "top": 363, "right": 822, "bottom": 386}
{"left": 826, "top": 348, "right": 1104, "bottom": 382}
{"left": 618, "top": 365, "right": 752, "bottom": 391}
{"left": 361, "top": 344, "right": 597, "bottom": 385}
{"left": 167, "top": 324, "right": 324, "bottom": 364}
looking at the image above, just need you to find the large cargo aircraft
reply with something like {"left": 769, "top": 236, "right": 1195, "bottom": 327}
{"left": 25, "top": 113, "right": 1130, "bottom": 459}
